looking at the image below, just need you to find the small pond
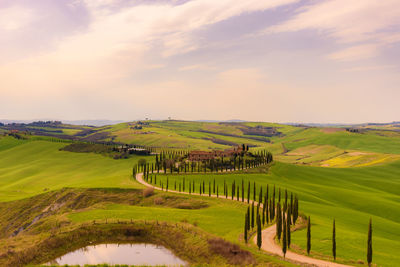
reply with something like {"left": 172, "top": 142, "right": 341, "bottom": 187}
{"left": 47, "top": 243, "right": 187, "bottom": 266}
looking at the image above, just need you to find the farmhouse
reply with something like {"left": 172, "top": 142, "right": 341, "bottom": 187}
{"left": 188, "top": 146, "right": 244, "bottom": 161}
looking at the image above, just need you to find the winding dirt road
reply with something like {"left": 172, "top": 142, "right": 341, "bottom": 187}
{"left": 136, "top": 172, "right": 350, "bottom": 267}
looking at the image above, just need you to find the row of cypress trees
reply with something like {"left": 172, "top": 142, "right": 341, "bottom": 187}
{"left": 305, "top": 217, "right": 373, "bottom": 266}
{"left": 138, "top": 170, "right": 373, "bottom": 266}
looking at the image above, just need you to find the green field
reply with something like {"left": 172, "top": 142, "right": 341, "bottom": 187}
{"left": 153, "top": 161, "right": 400, "bottom": 266}
{"left": 1, "top": 120, "right": 400, "bottom": 266}
{"left": 0, "top": 136, "right": 153, "bottom": 202}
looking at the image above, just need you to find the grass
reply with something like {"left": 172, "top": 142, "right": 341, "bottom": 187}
{"left": 0, "top": 137, "right": 154, "bottom": 202}
{"left": 0, "top": 187, "right": 292, "bottom": 267}
{"left": 2, "top": 124, "right": 400, "bottom": 266}
{"left": 152, "top": 161, "right": 400, "bottom": 266}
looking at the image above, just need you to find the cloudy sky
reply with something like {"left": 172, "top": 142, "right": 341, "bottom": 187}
{"left": 1, "top": 0, "right": 399, "bottom": 123}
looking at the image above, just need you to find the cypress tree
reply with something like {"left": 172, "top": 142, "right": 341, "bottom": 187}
{"left": 244, "top": 211, "right": 248, "bottom": 243}
{"left": 278, "top": 188, "right": 281, "bottom": 203}
{"left": 237, "top": 185, "right": 240, "bottom": 201}
{"left": 287, "top": 207, "right": 291, "bottom": 248}
{"left": 272, "top": 185, "right": 276, "bottom": 220}
{"left": 332, "top": 219, "right": 336, "bottom": 261}
{"left": 224, "top": 180, "right": 226, "bottom": 195}
{"left": 307, "top": 216, "right": 311, "bottom": 255}
{"left": 251, "top": 202, "right": 255, "bottom": 229}
{"left": 367, "top": 218, "right": 372, "bottom": 267}
{"left": 259, "top": 187, "right": 263, "bottom": 205}
{"left": 265, "top": 196, "right": 269, "bottom": 224}
{"left": 183, "top": 177, "right": 185, "bottom": 192}
{"left": 217, "top": 185, "right": 219, "bottom": 198}
{"left": 282, "top": 212, "right": 287, "bottom": 258}
{"left": 247, "top": 206, "right": 251, "bottom": 231}
{"left": 269, "top": 198, "right": 273, "bottom": 221}
{"left": 241, "top": 179, "right": 244, "bottom": 202}
{"left": 213, "top": 178, "right": 215, "bottom": 193}
{"left": 209, "top": 182, "right": 211, "bottom": 197}
{"left": 290, "top": 193, "right": 293, "bottom": 215}
{"left": 262, "top": 202, "right": 266, "bottom": 225}
{"left": 257, "top": 214, "right": 262, "bottom": 250}
{"left": 284, "top": 189, "right": 288, "bottom": 212}
{"left": 293, "top": 196, "right": 299, "bottom": 224}
{"left": 276, "top": 203, "right": 282, "bottom": 240}
{"left": 189, "top": 181, "right": 191, "bottom": 194}
{"left": 203, "top": 180, "right": 205, "bottom": 194}
{"left": 247, "top": 181, "right": 250, "bottom": 203}
{"left": 166, "top": 177, "right": 169, "bottom": 191}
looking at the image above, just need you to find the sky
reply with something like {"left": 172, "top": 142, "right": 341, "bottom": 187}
{"left": 1, "top": 0, "right": 400, "bottom": 123}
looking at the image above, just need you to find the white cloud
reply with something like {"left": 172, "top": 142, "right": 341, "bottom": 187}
{"left": 267, "top": 0, "right": 400, "bottom": 61}
{"left": 327, "top": 44, "right": 379, "bottom": 62}
{"left": 0, "top": 0, "right": 299, "bottom": 95}
{"left": 343, "top": 64, "right": 396, "bottom": 72}
{"left": 0, "top": 6, "right": 36, "bottom": 32}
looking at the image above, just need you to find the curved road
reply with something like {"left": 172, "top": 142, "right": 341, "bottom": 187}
{"left": 136, "top": 172, "right": 350, "bottom": 267}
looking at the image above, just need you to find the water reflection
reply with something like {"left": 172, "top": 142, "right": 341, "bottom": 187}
{"left": 47, "top": 243, "right": 187, "bottom": 266}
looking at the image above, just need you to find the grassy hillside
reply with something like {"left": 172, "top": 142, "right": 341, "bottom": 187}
{"left": 153, "top": 161, "right": 400, "bottom": 266}
{"left": 0, "top": 136, "right": 154, "bottom": 202}
{"left": 1, "top": 122, "right": 400, "bottom": 266}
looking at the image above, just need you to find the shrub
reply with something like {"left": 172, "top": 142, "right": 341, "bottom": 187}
{"left": 208, "top": 238, "right": 256, "bottom": 265}
{"left": 143, "top": 187, "right": 154, "bottom": 197}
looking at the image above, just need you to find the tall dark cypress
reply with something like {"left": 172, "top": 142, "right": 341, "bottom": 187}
{"left": 332, "top": 219, "right": 336, "bottom": 261}
{"left": 276, "top": 203, "right": 282, "bottom": 240}
{"left": 278, "top": 188, "right": 281, "bottom": 203}
{"left": 307, "top": 216, "right": 311, "bottom": 255}
{"left": 213, "top": 178, "right": 216, "bottom": 193}
{"left": 247, "top": 181, "right": 250, "bottom": 203}
{"left": 269, "top": 198, "right": 273, "bottom": 221}
{"left": 209, "top": 181, "right": 211, "bottom": 197}
{"left": 290, "top": 192, "right": 293, "bottom": 215}
{"left": 293, "top": 196, "right": 299, "bottom": 224}
{"left": 282, "top": 212, "right": 287, "bottom": 258}
{"left": 272, "top": 185, "right": 276, "bottom": 219}
{"left": 367, "top": 218, "right": 372, "bottom": 267}
{"left": 265, "top": 196, "right": 269, "bottom": 224}
{"left": 262, "top": 203, "right": 265, "bottom": 225}
{"left": 284, "top": 189, "right": 288, "bottom": 212}
{"left": 241, "top": 179, "right": 244, "bottom": 202}
{"left": 244, "top": 211, "right": 248, "bottom": 243}
{"left": 216, "top": 185, "right": 219, "bottom": 198}
{"left": 257, "top": 214, "right": 262, "bottom": 250}
{"left": 259, "top": 187, "right": 263, "bottom": 205}
{"left": 247, "top": 206, "right": 251, "bottom": 231}
{"left": 251, "top": 202, "right": 255, "bottom": 229}
{"left": 287, "top": 207, "right": 291, "bottom": 248}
